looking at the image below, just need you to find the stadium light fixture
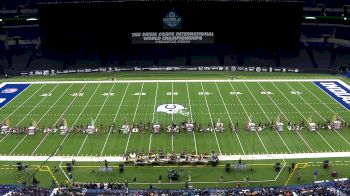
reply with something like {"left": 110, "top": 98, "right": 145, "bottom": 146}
{"left": 26, "top": 18, "right": 38, "bottom": 21}
{"left": 305, "top": 16, "right": 316, "bottom": 20}
{"left": 0, "top": 19, "right": 2, "bottom": 22}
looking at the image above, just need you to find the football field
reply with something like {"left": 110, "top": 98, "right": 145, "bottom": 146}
{"left": 1, "top": 79, "right": 350, "bottom": 158}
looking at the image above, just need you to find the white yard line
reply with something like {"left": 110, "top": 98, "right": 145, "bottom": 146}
{"left": 0, "top": 133, "right": 9, "bottom": 144}
{"left": 53, "top": 83, "right": 88, "bottom": 156}
{"left": 200, "top": 82, "right": 222, "bottom": 155}
{"left": 10, "top": 136, "right": 28, "bottom": 155}
{"left": 1, "top": 78, "right": 342, "bottom": 85}
{"left": 302, "top": 82, "right": 350, "bottom": 146}
{"left": 100, "top": 83, "right": 130, "bottom": 156}
{"left": 228, "top": 82, "right": 268, "bottom": 154}
{"left": 171, "top": 82, "right": 174, "bottom": 152}
{"left": 15, "top": 84, "right": 59, "bottom": 126}
{"left": 3, "top": 84, "right": 46, "bottom": 116}
{"left": 0, "top": 85, "right": 45, "bottom": 145}
{"left": 31, "top": 84, "right": 74, "bottom": 155}
{"left": 73, "top": 84, "right": 103, "bottom": 155}
{"left": 77, "top": 83, "right": 112, "bottom": 156}
{"left": 171, "top": 82, "right": 174, "bottom": 121}
{"left": 270, "top": 82, "right": 314, "bottom": 152}
{"left": 246, "top": 82, "right": 291, "bottom": 153}
{"left": 172, "top": 134, "right": 174, "bottom": 152}
{"left": 214, "top": 82, "right": 245, "bottom": 154}
{"left": 284, "top": 82, "right": 335, "bottom": 151}
{"left": 186, "top": 82, "right": 198, "bottom": 155}
{"left": 9, "top": 84, "right": 60, "bottom": 155}
{"left": 76, "top": 136, "right": 88, "bottom": 156}
{"left": 124, "top": 82, "right": 145, "bottom": 154}
{"left": 148, "top": 82, "right": 158, "bottom": 153}
{"left": 36, "top": 84, "right": 73, "bottom": 124}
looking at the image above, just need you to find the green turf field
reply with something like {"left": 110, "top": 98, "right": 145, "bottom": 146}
{"left": 0, "top": 72, "right": 349, "bottom": 188}
{"left": 1, "top": 80, "right": 350, "bottom": 156}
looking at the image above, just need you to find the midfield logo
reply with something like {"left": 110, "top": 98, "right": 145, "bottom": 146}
{"left": 156, "top": 104, "right": 189, "bottom": 116}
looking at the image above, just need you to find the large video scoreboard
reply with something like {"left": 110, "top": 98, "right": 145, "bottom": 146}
{"left": 38, "top": 0, "right": 303, "bottom": 52}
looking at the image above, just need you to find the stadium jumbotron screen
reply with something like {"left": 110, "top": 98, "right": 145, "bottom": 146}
{"left": 38, "top": 0, "right": 303, "bottom": 51}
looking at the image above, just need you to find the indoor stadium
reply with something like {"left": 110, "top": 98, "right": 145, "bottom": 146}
{"left": 0, "top": 0, "right": 350, "bottom": 195}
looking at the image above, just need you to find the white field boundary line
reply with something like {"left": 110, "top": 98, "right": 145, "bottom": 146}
{"left": 31, "top": 83, "right": 74, "bottom": 155}
{"left": 53, "top": 83, "right": 88, "bottom": 156}
{"left": 214, "top": 82, "right": 245, "bottom": 155}
{"left": 303, "top": 82, "right": 350, "bottom": 146}
{"left": 0, "top": 79, "right": 344, "bottom": 85}
{"left": 9, "top": 84, "right": 60, "bottom": 155}
{"left": 253, "top": 82, "right": 292, "bottom": 153}
{"left": 186, "top": 82, "right": 198, "bottom": 155}
{"left": 270, "top": 82, "right": 315, "bottom": 152}
{"left": 228, "top": 82, "right": 268, "bottom": 154}
{"left": 200, "top": 82, "right": 222, "bottom": 155}
{"left": 243, "top": 82, "right": 291, "bottom": 154}
{"left": 100, "top": 83, "right": 130, "bottom": 156}
{"left": 77, "top": 83, "right": 112, "bottom": 156}
{"left": 1, "top": 152, "right": 350, "bottom": 162}
{"left": 124, "top": 82, "right": 145, "bottom": 154}
{"left": 284, "top": 82, "right": 336, "bottom": 152}
{"left": 148, "top": 82, "right": 158, "bottom": 154}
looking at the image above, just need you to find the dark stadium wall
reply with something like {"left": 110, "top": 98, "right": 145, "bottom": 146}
{"left": 38, "top": 1, "right": 303, "bottom": 53}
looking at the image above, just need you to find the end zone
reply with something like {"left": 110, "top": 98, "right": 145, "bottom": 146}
{"left": 314, "top": 80, "right": 350, "bottom": 111}
{"left": 0, "top": 83, "right": 30, "bottom": 109}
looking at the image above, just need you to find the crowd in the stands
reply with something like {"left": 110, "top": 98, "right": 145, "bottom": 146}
{"left": 2, "top": 180, "right": 350, "bottom": 195}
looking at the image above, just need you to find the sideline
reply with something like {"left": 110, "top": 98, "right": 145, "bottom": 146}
{"left": 0, "top": 79, "right": 343, "bottom": 84}
{"left": 0, "top": 152, "right": 349, "bottom": 162}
